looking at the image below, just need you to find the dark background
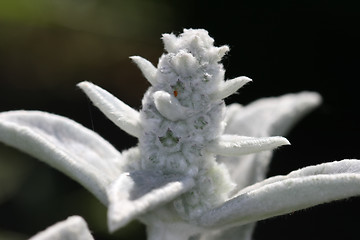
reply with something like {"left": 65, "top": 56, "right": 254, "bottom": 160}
{"left": 0, "top": 1, "right": 359, "bottom": 239}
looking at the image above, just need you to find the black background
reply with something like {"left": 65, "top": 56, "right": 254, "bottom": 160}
{"left": 0, "top": 1, "right": 359, "bottom": 239}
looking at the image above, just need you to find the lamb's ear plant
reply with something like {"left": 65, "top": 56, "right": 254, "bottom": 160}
{"left": 0, "top": 29, "right": 360, "bottom": 240}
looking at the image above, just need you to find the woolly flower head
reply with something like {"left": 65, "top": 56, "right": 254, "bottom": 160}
{"left": 154, "top": 29, "right": 232, "bottom": 112}
{"left": 129, "top": 29, "right": 284, "bottom": 222}
{"left": 137, "top": 29, "right": 247, "bottom": 178}
{"left": 162, "top": 29, "right": 229, "bottom": 63}
{"left": 137, "top": 30, "right": 238, "bottom": 217}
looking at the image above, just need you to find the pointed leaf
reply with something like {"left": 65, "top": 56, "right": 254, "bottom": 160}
{"left": 130, "top": 56, "right": 158, "bottom": 85}
{"left": 78, "top": 81, "right": 142, "bottom": 138}
{"left": 206, "top": 135, "right": 290, "bottom": 157}
{"left": 197, "top": 159, "right": 360, "bottom": 228}
{"left": 107, "top": 170, "right": 195, "bottom": 232}
{"left": 209, "top": 76, "right": 252, "bottom": 101}
{"left": 220, "top": 92, "right": 322, "bottom": 190}
{"left": 29, "top": 216, "right": 94, "bottom": 240}
{"left": 153, "top": 90, "right": 191, "bottom": 121}
{"left": 0, "top": 111, "right": 123, "bottom": 205}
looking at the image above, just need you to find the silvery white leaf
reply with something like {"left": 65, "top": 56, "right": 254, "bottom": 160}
{"left": 209, "top": 92, "right": 321, "bottom": 239}
{"left": 209, "top": 76, "right": 252, "bottom": 101}
{"left": 130, "top": 56, "right": 158, "bottom": 85}
{"left": 153, "top": 90, "right": 191, "bottom": 121}
{"left": 225, "top": 91, "right": 322, "bottom": 137}
{"left": 0, "top": 111, "right": 122, "bottom": 205}
{"left": 107, "top": 169, "right": 195, "bottom": 232}
{"left": 78, "top": 81, "right": 142, "bottom": 138}
{"left": 29, "top": 216, "right": 94, "bottom": 240}
{"left": 197, "top": 159, "right": 360, "bottom": 228}
{"left": 207, "top": 135, "right": 289, "bottom": 157}
{"left": 221, "top": 92, "right": 322, "bottom": 190}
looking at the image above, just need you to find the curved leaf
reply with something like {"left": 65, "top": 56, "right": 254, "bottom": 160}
{"left": 207, "top": 135, "right": 289, "bottom": 157}
{"left": 0, "top": 111, "right": 123, "bottom": 205}
{"left": 198, "top": 160, "right": 360, "bottom": 228}
{"left": 78, "top": 81, "right": 142, "bottom": 138}
{"left": 220, "top": 92, "right": 322, "bottom": 191}
{"left": 107, "top": 169, "right": 195, "bottom": 232}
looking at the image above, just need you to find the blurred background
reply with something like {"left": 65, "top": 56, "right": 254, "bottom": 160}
{"left": 0, "top": 0, "right": 359, "bottom": 239}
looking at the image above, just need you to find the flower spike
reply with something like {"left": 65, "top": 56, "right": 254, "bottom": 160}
{"left": 130, "top": 56, "right": 158, "bottom": 85}
{"left": 78, "top": 81, "right": 142, "bottom": 138}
